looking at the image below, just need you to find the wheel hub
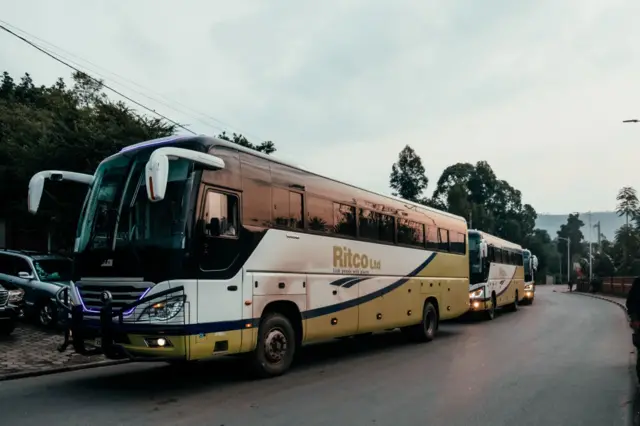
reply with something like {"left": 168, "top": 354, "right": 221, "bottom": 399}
{"left": 264, "top": 329, "right": 288, "bottom": 363}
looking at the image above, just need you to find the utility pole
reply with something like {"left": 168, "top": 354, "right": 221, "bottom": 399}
{"left": 589, "top": 211, "right": 593, "bottom": 283}
{"left": 558, "top": 236, "right": 571, "bottom": 284}
{"left": 594, "top": 221, "right": 601, "bottom": 252}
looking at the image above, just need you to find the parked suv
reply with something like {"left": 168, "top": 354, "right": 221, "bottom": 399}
{"left": 0, "top": 250, "right": 72, "bottom": 328}
{"left": 0, "top": 283, "right": 24, "bottom": 335}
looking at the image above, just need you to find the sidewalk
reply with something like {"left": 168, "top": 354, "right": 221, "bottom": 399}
{"left": 0, "top": 322, "right": 127, "bottom": 381}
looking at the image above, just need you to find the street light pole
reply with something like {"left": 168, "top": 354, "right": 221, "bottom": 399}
{"left": 589, "top": 212, "right": 593, "bottom": 284}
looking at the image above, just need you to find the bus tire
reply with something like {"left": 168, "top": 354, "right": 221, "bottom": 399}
{"left": 507, "top": 291, "right": 519, "bottom": 312}
{"left": 405, "top": 301, "right": 438, "bottom": 343}
{"left": 251, "top": 312, "right": 296, "bottom": 378}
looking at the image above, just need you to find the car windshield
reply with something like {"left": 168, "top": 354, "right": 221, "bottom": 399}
{"left": 33, "top": 259, "right": 72, "bottom": 282}
{"left": 75, "top": 148, "right": 195, "bottom": 253}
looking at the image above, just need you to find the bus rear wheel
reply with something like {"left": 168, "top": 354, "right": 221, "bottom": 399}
{"left": 251, "top": 312, "right": 296, "bottom": 378}
{"left": 507, "top": 291, "right": 519, "bottom": 312}
{"left": 404, "top": 301, "right": 438, "bottom": 343}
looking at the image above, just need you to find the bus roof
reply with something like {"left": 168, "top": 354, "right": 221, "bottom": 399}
{"left": 119, "top": 134, "right": 468, "bottom": 224}
{"left": 468, "top": 229, "right": 522, "bottom": 251}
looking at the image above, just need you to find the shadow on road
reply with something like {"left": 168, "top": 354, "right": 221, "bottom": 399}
{"left": 52, "top": 328, "right": 462, "bottom": 402}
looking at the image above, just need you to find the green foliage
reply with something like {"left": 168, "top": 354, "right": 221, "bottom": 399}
{"left": 217, "top": 131, "right": 276, "bottom": 154}
{"left": 616, "top": 186, "right": 639, "bottom": 226}
{"left": 556, "top": 213, "right": 585, "bottom": 257}
{"left": 389, "top": 145, "right": 429, "bottom": 202}
{"left": 429, "top": 159, "right": 536, "bottom": 245}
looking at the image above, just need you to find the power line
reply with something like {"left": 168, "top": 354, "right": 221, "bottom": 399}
{"left": 0, "top": 22, "right": 196, "bottom": 135}
{"left": 0, "top": 19, "right": 270, "bottom": 143}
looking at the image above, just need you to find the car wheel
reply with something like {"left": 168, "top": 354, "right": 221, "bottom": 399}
{"left": 38, "top": 300, "right": 58, "bottom": 328}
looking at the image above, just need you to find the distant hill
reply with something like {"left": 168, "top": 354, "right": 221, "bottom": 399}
{"left": 535, "top": 211, "right": 626, "bottom": 241}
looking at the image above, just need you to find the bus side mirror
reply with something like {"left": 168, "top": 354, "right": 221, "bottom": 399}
{"left": 28, "top": 174, "right": 45, "bottom": 214}
{"left": 145, "top": 147, "right": 225, "bottom": 203}
{"left": 145, "top": 151, "right": 170, "bottom": 202}
{"left": 28, "top": 170, "right": 94, "bottom": 214}
{"left": 480, "top": 241, "right": 488, "bottom": 258}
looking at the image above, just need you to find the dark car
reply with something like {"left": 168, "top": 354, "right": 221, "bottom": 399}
{"left": 0, "top": 249, "right": 72, "bottom": 328}
{"left": 0, "top": 283, "right": 24, "bottom": 336}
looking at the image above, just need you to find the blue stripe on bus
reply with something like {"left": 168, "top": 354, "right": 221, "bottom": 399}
{"left": 301, "top": 252, "right": 438, "bottom": 320}
{"left": 81, "top": 253, "right": 438, "bottom": 335}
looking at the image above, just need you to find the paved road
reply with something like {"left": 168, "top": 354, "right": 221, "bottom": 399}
{"left": 0, "top": 286, "right": 634, "bottom": 426}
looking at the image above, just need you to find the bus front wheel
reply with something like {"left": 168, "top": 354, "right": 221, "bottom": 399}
{"left": 251, "top": 312, "right": 296, "bottom": 378}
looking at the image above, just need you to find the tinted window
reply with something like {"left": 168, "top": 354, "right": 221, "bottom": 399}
{"left": 289, "top": 192, "right": 304, "bottom": 229}
{"left": 242, "top": 178, "right": 271, "bottom": 226}
{"left": 426, "top": 226, "right": 438, "bottom": 250}
{"left": 398, "top": 219, "right": 424, "bottom": 247}
{"left": 200, "top": 190, "right": 240, "bottom": 271}
{"left": 33, "top": 259, "right": 72, "bottom": 282}
{"left": 13, "top": 257, "right": 31, "bottom": 275}
{"left": 450, "top": 232, "right": 466, "bottom": 254}
{"left": 307, "top": 196, "right": 333, "bottom": 233}
{"left": 438, "top": 228, "right": 449, "bottom": 252}
{"left": 379, "top": 214, "right": 395, "bottom": 243}
{"left": 203, "top": 191, "right": 239, "bottom": 238}
{"left": 272, "top": 187, "right": 290, "bottom": 227}
{"left": 333, "top": 203, "right": 356, "bottom": 236}
{"left": 359, "top": 209, "right": 379, "bottom": 240}
{"left": 0, "top": 254, "right": 13, "bottom": 275}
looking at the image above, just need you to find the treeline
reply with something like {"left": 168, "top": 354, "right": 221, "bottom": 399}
{"left": 388, "top": 146, "right": 561, "bottom": 281}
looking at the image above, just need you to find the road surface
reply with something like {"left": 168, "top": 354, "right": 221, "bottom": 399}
{"left": 0, "top": 286, "right": 634, "bottom": 426}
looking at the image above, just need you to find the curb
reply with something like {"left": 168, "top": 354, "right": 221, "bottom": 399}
{"left": 0, "top": 359, "right": 130, "bottom": 382}
{"left": 570, "top": 291, "right": 628, "bottom": 313}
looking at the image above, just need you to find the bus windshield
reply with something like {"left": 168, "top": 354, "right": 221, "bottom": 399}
{"left": 523, "top": 252, "right": 531, "bottom": 275}
{"left": 75, "top": 149, "right": 195, "bottom": 253}
{"left": 468, "top": 233, "right": 482, "bottom": 274}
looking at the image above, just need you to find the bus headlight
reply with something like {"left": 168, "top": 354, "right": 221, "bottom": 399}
{"left": 137, "top": 296, "right": 185, "bottom": 322}
{"left": 470, "top": 287, "right": 484, "bottom": 299}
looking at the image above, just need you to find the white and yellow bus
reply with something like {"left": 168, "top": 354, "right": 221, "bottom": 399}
{"left": 468, "top": 230, "right": 524, "bottom": 320}
{"left": 522, "top": 249, "right": 538, "bottom": 304}
{"left": 27, "top": 135, "right": 471, "bottom": 377}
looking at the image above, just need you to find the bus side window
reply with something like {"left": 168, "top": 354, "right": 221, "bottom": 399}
{"left": 199, "top": 190, "right": 240, "bottom": 271}
{"left": 203, "top": 191, "right": 239, "bottom": 238}
{"left": 438, "top": 228, "right": 449, "bottom": 252}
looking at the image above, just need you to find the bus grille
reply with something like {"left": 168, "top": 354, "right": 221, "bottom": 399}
{"left": 76, "top": 281, "right": 152, "bottom": 315}
{"left": 0, "top": 290, "right": 7, "bottom": 307}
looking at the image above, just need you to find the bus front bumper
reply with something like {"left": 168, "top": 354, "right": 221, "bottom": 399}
{"left": 61, "top": 286, "right": 190, "bottom": 362}
{"left": 469, "top": 299, "right": 490, "bottom": 312}
{"left": 64, "top": 309, "right": 188, "bottom": 362}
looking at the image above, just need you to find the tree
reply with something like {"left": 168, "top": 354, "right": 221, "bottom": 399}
{"left": 556, "top": 213, "right": 585, "bottom": 281}
{"left": 616, "top": 186, "right": 639, "bottom": 226}
{"left": 217, "top": 131, "right": 276, "bottom": 154}
{"left": 389, "top": 145, "right": 429, "bottom": 202}
{"left": 429, "top": 160, "right": 535, "bottom": 245}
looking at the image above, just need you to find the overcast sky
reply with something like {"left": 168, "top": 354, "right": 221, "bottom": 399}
{"left": 2, "top": 0, "right": 640, "bottom": 214}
